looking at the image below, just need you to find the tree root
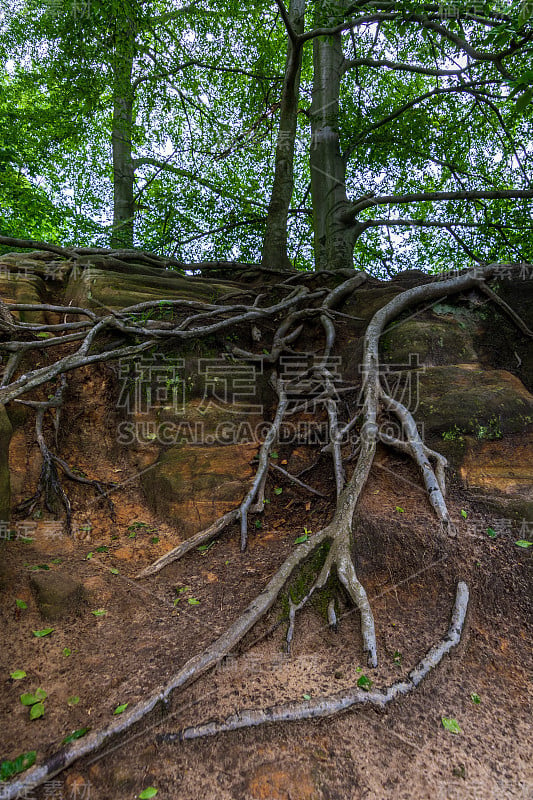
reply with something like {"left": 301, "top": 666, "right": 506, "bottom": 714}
{"left": 159, "top": 581, "right": 468, "bottom": 742}
{"left": 0, "top": 260, "right": 525, "bottom": 796}
{"left": 14, "top": 378, "right": 116, "bottom": 532}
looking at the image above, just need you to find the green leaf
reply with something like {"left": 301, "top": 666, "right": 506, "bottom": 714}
{"left": 110, "top": 568, "right": 119, "bottom": 574}
{"left": 95, "top": 545, "right": 109, "bottom": 553}
{"left": 187, "top": 598, "right": 200, "bottom": 605}
{"left": 10, "top": 670, "right": 27, "bottom": 680}
{"left": 461, "top": 509, "right": 467, "bottom": 519}
{"left": 20, "top": 688, "right": 47, "bottom": 705}
{"left": 274, "top": 487, "right": 283, "bottom": 495}
{"left": 29, "top": 702, "right": 45, "bottom": 720}
{"left": 302, "top": 693, "right": 311, "bottom": 700}
{"left": 86, "top": 552, "right": 93, "bottom": 559}
{"left": 0, "top": 751, "right": 36, "bottom": 781}
{"left": 515, "top": 540, "right": 532, "bottom": 548}
{"left": 62, "top": 727, "right": 90, "bottom": 745}
{"left": 15, "top": 599, "right": 28, "bottom": 609}
{"left": 395, "top": 506, "right": 404, "bottom": 513}
{"left": 30, "top": 564, "right": 50, "bottom": 570}
{"left": 150, "top": 536, "right": 159, "bottom": 544}
{"left": 442, "top": 717, "right": 461, "bottom": 734}
{"left": 356, "top": 675, "right": 373, "bottom": 691}
{"left": 518, "top": 1, "right": 533, "bottom": 28}
{"left": 91, "top": 609, "right": 107, "bottom": 616}
{"left": 294, "top": 533, "right": 308, "bottom": 544}
{"left": 486, "top": 527, "right": 497, "bottom": 538}
{"left": 113, "top": 703, "right": 129, "bottom": 715}
{"left": 67, "top": 696, "right": 80, "bottom": 706}
{"left": 270, "top": 451, "right": 278, "bottom": 459}
{"left": 139, "top": 789, "right": 158, "bottom": 799}
{"left": 470, "top": 693, "right": 481, "bottom": 705}
{"left": 33, "top": 628, "right": 54, "bottom": 637}
{"left": 513, "top": 87, "right": 533, "bottom": 117}
{"left": 254, "top": 519, "right": 262, "bottom": 529}
{"left": 63, "top": 647, "right": 71, "bottom": 657}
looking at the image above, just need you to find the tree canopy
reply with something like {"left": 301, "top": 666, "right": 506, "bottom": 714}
{"left": 1, "top": 0, "right": 533, "bottom": 273}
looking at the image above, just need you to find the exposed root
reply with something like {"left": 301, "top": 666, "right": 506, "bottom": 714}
{"left": 477, "top": 281, "right": 533, "bottom": 337}
{"left": 270, "top": 462, "right": 326, "bottom": 497}
{"left": 0, "top": 526, "right": 334, "bottom": 800}
{"left": 136, "top": 510, "right": 240, "bottom": 579}
{"left": 158, "top": 581, "right": 468, "bottom": 742}
{"left": 0, "top": 258, "right": 525, "bottom": 796}
{"left": 14, "top": 378, "right": 116, "bottom": 531}
{"left": 379, "top": 391, "right": 454, "bottom": 534}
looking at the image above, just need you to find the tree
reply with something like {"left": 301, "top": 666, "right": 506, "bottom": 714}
{"left": 2, "top": 0, "right": 533, "bottom": 268}
{"left": 0, "top": 3, "right": 532, "bottom": 794}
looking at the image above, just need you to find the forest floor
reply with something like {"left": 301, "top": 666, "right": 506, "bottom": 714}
{"left": 0, "top": 283, "right": 532, "bottom": 800}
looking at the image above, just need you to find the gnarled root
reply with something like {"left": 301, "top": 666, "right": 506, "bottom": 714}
{"left": 159, "top": 581, "right": 468, "bottom": 742}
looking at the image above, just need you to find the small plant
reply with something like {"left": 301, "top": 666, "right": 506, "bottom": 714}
{"left": 113, "top": 703, "right": 128, "bottom": 715}
{"left": 0, "top": 751, "right": 36, "bottom": 780}
{"left": 62, "top": 727, "right": 89, "bottom": 745}
{"left": 127, "top": 521, "right": 157, "bottom": 537}
{"left": 442, "top": 717, "right": 461, "bottom": 734}
{"left": 442, "top": 425, "right": 464, "bottom": 442}
{"left": 197, "top": 541, "right": 215, "bottom": 554}
{"left": 20, "top": 688, "right": 47, "bottom": 720}
{"left": 470, "top": 693, "right": 481, "bottom": 704}
{"left": 356, "top": 674, "right": 373, "bottom": 691}
{"left": 32, "top": 628, "right": 54, "bottom": 637}
{"left": 10, "top": 670, "right": 27, "bottom": 680}
{"left": 295, "top": 526, "right": 311, "bottom": 544}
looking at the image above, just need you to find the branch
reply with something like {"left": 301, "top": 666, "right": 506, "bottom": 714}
{"left": 343, "top": 56, "right": 466, "bottom": 77}
{"left": 132, "top": 157, "right": 267, "bottom": 208}
{"left": 275, "top": 0, "right": 298, "bottom": 44}
{"left": 344, "top": 189, "right": 533, "bottom": 222}
{"left": 343, "top": 81, "right": 498, "bottom": 156}
{"left": 358, "top": 218, "right": 523, "bottom": 231}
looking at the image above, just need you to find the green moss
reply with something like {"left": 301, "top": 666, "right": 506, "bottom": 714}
{"left": 279, "top": 541, "right": 338, "bottom": 625}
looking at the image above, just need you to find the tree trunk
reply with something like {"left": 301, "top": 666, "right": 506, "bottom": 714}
{"left": 309, "top": 2, "right": 355, "bottom": 271}
{"left": 110, "top": 14, "right": 136, "bottom": 249}
{"left": 261, "top": 0, "right": 306, "bottom": 269}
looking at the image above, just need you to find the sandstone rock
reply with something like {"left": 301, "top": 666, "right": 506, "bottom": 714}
{"left": 141, "top": 442, "right": 258, "bottom": 537}
{"left": 64, "top": 264, "right": 231, "bottom": 310}
{"left": 417, "top": 366, "right": 533, "bottom": 443}
{"left": 30, "top": 570, "right": 85, "bottom": 620}
{"left": 382, "top": 317, "right": 477, "bottom": 367}
{"left": 459, "top": 434, "right": 533, "bottom": 522}
{"left": 0, "top": 274, "right": 46, "bottom": 323}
